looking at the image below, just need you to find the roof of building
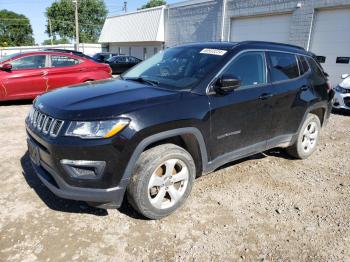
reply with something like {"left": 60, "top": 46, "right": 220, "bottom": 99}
{"left": 99, "top": 6, "right": 165, "bottom": 43}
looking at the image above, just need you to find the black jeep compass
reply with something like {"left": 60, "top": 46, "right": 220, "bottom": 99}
{"left": 26, "top": 41, "right": 334, "bottom": 219}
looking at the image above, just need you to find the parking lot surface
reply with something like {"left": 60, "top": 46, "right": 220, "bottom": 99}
{"left": 0, "top": 101, "right": 349, "bottom": 261}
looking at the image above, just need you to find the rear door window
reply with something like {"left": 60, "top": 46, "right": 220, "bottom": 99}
{"left": 269, "top": 52, "right": 299, "bottom": 82}
{"left": 118, "top": 57, "right": 127, "bottom": 63}
{"left": 51, "top": 55, "right": 80, "bottom": 67}
{"left": 222, "top": 51, "right": 267, "bottom": 88}
{"left": 128, "top": 57, "right": 141, "bottom": 63}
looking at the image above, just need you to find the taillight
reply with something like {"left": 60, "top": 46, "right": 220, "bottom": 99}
{"left": 104, "top": 65, "right": 112, "bottom": 75}
{"left": 326, "top": 82, "right": 332, "bottom": 93}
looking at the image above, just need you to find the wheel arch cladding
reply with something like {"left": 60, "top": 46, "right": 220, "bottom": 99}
{"left": 309, "top": 107, "right": 325, "bottom": 126}
{"left": 121, "top": 127, "right": 208, "bottom": 185}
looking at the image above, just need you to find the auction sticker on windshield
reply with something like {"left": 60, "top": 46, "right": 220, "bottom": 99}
{"left": 200, "top": 48, "right": 227, "bottom": 56}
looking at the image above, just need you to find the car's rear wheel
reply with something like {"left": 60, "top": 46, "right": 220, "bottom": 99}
{"left": 127, "top": 144, "right": 195, "bottom": 219}
{"left": 286, "top": 113, "right": 321, "bottom": 159}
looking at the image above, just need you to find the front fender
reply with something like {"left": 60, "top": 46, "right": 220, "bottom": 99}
{"left": 120, "top": 127, "right": 208, "bottom": 184}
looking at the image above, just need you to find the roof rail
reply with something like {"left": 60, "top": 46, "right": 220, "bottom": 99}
{"left": 239, "top": 41, "right": 305, "bottom": 50}
{"left": 42, "top": 48, "right": 84, "bottom": 54}
{"left": 41, "top": 48, "right": 94, "bottom": 60}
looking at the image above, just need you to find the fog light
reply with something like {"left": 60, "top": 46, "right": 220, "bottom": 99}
{"left": 60, "top": 160, "right": 106, "bottom": 179}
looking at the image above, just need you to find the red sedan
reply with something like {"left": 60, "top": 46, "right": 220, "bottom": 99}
{"left": 0, "top": 51, "right": 112, "bottom": 101}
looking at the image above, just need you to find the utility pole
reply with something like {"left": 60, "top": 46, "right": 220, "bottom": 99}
{"left": 122, "top": 1, "right": 127, "bottom": 13}
{"left": 48, "top": 18, "right": 53, "bottom": 45}
{"left": 221, "top": 0, "right": 227, "bottom": 41}
{"left": 73, "top": 0, "right": 79, "bottom": 51}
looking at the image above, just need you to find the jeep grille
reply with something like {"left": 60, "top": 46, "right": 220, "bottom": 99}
{"left": 28, "top": 108, "right": 64, "bottom": 137}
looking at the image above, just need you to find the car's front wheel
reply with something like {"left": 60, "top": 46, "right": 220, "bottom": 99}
{"left": 127, "top": 144, "right": 196, "bottom": 219}
{"left": 286, "top": 113, "right": 321, "bottom": 159}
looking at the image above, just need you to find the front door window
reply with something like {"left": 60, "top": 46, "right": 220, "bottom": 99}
{"left": 10, "top": 55, "right": 46, "bottom": 70}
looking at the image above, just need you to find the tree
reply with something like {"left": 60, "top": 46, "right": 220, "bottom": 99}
{"left": 0, "top": 9, "right": 35, "bottom": 47}
{"left": 42, "top": 38, "right": 70, "bottom": 45}
{"left": 45, "top": 0, "right": 107, "bottom": 43}
{"left": 140, "top": 0, "right": 166, "bottom": 10}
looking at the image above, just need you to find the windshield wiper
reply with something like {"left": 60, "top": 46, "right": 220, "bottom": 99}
{"left": 123, "top": 77, "right": 159, "bottom": 86}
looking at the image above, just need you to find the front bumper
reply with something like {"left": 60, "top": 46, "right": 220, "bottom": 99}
{"left": 26, "top": 120, "right": 132, "bottom": 208}
{"left": 32, "top": 160, "right": 125, "bottom": 207}
{"left": 333, "top": 90, "right": 350, "bottom": 110}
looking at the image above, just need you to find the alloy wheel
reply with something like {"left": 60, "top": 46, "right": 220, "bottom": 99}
{"left": 301, "top": 121, "right": 319, "bottom": 153}
{"left": 147, "top": 159, "right": 189, "bottom": 209}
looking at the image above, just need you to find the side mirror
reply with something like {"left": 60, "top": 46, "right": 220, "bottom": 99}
{"left": 341, "top": 73, "right": 349, "bottom": 79}
{"left": 214, "top": 74, "right": 240, "bottom": 94}
{"left": 0, "top": 63, "right": 12, "bottom": 71}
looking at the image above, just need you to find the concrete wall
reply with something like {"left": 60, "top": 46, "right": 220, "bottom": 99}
{"left": 165, "top": 0, "right": 223, "bottom": 48}
{"left": 0, "top": 43, "right": 102, "bottom": 58}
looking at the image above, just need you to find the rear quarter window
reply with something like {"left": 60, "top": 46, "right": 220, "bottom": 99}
{"left": 297, "top": 55, "right": 310, "bottom": 75}
{"left": 306, "top": 56, "right": 327, "bottom": 85}
{"left": 269, "top": 52, "right": 299, "bottom": 82}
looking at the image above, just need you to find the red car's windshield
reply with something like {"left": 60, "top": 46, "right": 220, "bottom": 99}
{"left": 0, "top": 53, "right": 21, "bottom": 63}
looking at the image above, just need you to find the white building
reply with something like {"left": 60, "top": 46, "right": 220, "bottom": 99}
{"left": 99, "top": 6, "right": 165, "bottom": 60}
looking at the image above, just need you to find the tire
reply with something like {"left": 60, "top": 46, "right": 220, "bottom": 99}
{"left": 127, "top": 144, "right": 196, "bottom": 219}
{"left": 286, "top": 113, "right": 321, "bottom": 159}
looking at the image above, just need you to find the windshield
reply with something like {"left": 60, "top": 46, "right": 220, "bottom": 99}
{"left": 122, "top": 46, "right": 229, "bottom": 90}
{"left": 0, "top": 53, "right": 20, "bottom": 63}
{"left": 107, "top": 56, "right": 117, "bottom": 62}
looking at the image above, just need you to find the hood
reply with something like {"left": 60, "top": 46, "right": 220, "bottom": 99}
{"left": 339, "top": 76, "right": 350, "bottom": 89}
{"left": 35, "top": 79, "right": 181, "bottom": 120}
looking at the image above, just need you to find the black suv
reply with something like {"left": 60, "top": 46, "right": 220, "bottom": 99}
{"left": 26, "top": 41, "right": 334, "bottom": 219}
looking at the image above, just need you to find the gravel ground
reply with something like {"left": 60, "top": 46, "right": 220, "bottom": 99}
{"left": 0, "top": 101, "right": 349, "bottom": 261}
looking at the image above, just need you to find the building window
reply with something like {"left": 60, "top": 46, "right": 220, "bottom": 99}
{"left": 129, "top": 47, "right": 131, "bottom": 56}
{"left": 154, "top": 47, "right": 158, "bottom": 55}
{"left": 143, "top": 47, "right": 147, "bottom": 60}
{"left": 336, "top": 57, "right": 350, "bottom": 64}
{"left": 118, "top": 47, "right": 121, "bottom": 55}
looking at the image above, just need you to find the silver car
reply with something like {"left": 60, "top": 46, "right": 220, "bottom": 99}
{"left": 333, "top": 74, "right": 350, "bottom": 110}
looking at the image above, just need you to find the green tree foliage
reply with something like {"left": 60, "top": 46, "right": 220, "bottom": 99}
{"left": 140, "top": 0, "right": 166, "bottom": 9}
{"left": 0, "top": 9, "right": 35, "bottom": 47}
{"left": 42, "top": 38, "right": 70, "bottom": 45}
{"left": 45, "top": 0, "right": 107, "bottom": 43}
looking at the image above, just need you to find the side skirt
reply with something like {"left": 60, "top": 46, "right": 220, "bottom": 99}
{"left": 203, "top": 134, "right": 295, "bottom": 174}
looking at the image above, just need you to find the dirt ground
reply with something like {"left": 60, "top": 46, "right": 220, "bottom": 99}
{"left": 0, "top": 101, "right": 349, "bottom": 262}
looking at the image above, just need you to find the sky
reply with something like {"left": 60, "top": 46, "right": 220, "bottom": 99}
{"left": 0, "top": 0, "right": 179, "bottom": 44}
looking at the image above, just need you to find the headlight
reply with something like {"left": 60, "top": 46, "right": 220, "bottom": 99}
{"left": 334, "top": 85, "right": 346, "bottom": 94}
{"left": 65, "top": 119, "right": 130, "bottom": 139}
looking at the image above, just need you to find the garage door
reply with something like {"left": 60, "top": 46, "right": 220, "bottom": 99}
{"left": 230, "top": 14, "right": 292, "bottom": 43}
{"left": 310, "top": 9, "right": 350, "bottom": 86}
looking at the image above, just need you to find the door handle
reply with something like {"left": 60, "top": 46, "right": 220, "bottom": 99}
{"left": 258, "top": 93, "right": 274, "bottom": 100}
{"left": 300, "top": 85, "right": 309, "bottom": 91}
